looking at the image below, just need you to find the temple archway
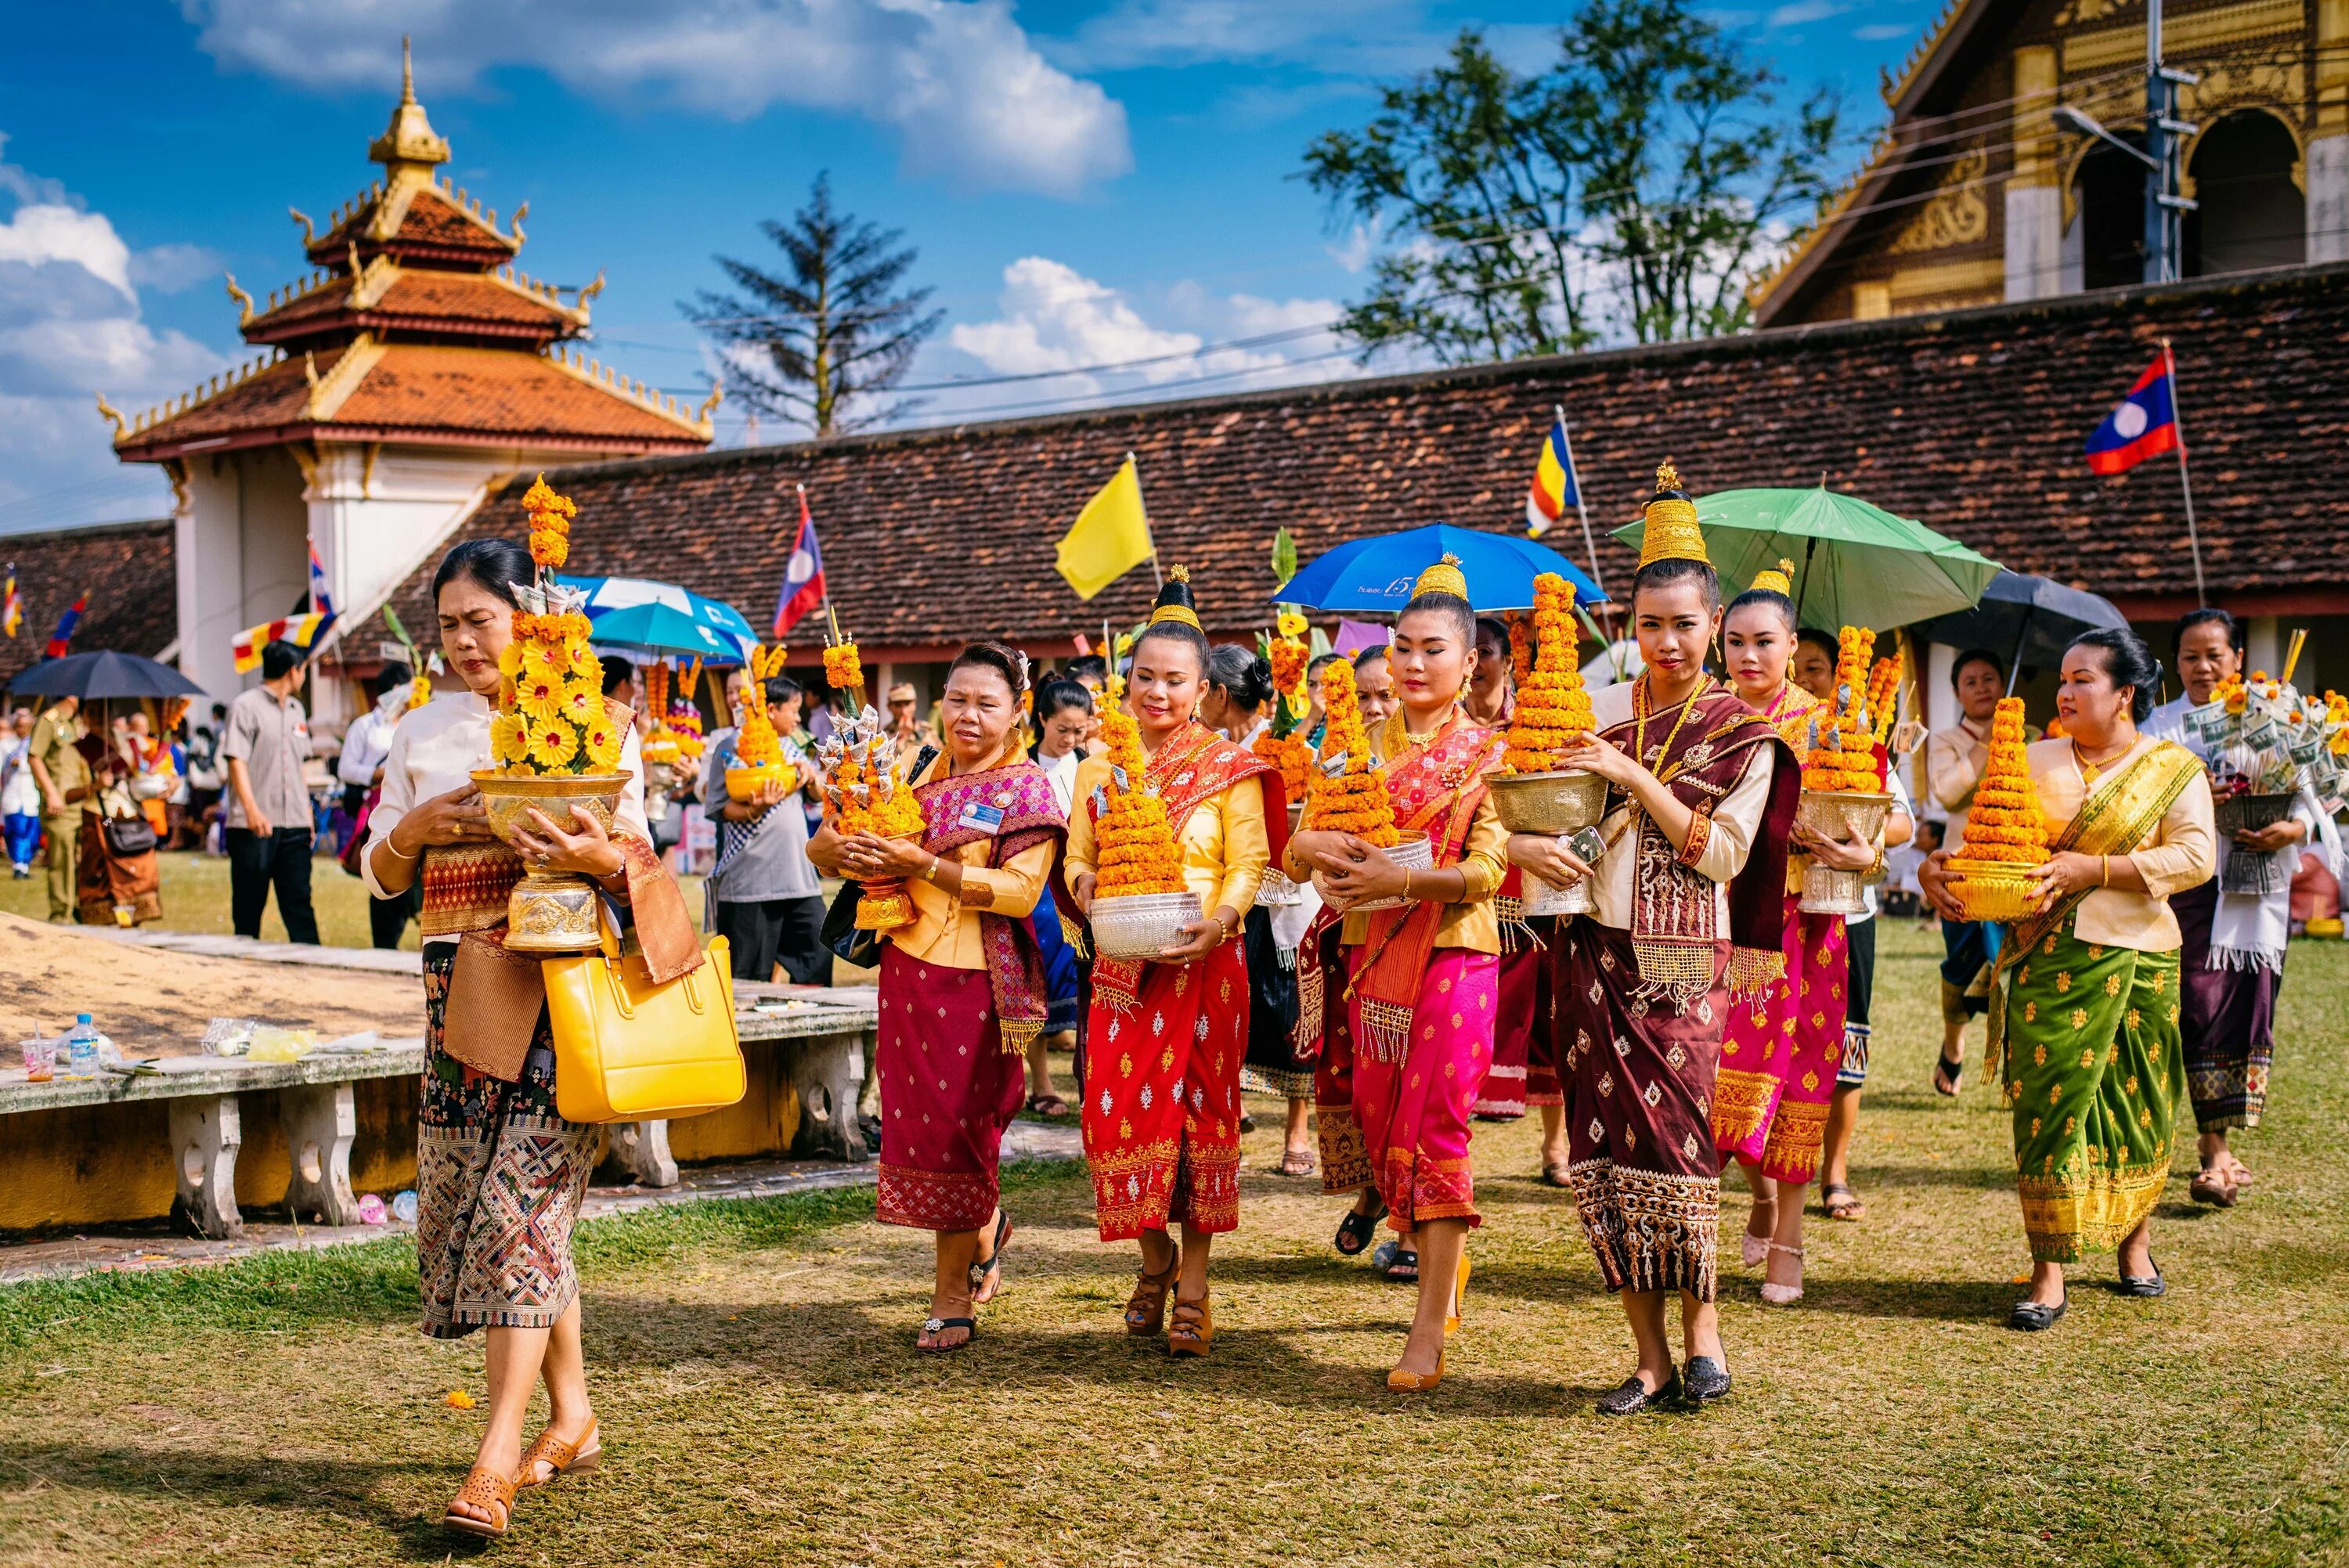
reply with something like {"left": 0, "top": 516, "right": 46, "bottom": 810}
{"left": 2185, "top": 110, "right": 2304, "bottom": 277}
{"left": 2073, "top": 142, "right": 2148, "bottom": 290}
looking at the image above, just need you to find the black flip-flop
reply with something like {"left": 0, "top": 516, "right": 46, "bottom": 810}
{"left": 918, "top": 1316, "right": 977, "bottom": 1353}
{"left": 969, "top": 1211, "right": 1012, "bottom": 1299}
{"left": 1333, "top": 1200, "right": 1387, "bottom": 1256}
{"left": 1932, "top": 1053, "right": 1965, "bottom": 1097}
{"left": 1381, "top": 1246, "right": 1421, "bottom": 1284}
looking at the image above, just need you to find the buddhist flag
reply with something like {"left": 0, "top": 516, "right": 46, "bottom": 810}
{"left": 772, "top": 488, "right": 825, "bottom": 637}
{"left": 2, "top": 565, "right": 17, "bottom": 639}
{"left": 307, "top": 539, "right": 337, "bottom": 619}
{"left": 1056, "top": 456, "right": 1153, "bottom": 600}
{"left": 2085, "top": 354, "right": 2181, "bottom": 474}
{"left": 231, "top": 611, "right": 329, "bottom": 675}
{"left": 44, "top": 593, "right": 85, "bottom": 660}
{"left": 1525, "top": 414, "right": 1579, "bottom": 538}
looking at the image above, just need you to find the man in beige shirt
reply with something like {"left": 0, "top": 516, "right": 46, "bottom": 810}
{"left": 1923, "top": 648, "right": 2037, "bottom": 1091}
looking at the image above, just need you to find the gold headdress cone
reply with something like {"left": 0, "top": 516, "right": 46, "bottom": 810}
{"left": 1412, "top": 551, "right": 1470, "bottom": 602}
{"left": 1149, "top": 563, "right": 1202, "bottom": 629}
{"left": 1636, "top": 456, "right": 1708, "bottom": 570}
{"left": 1751, "top": 557, "right": 1794, "bottom": 597}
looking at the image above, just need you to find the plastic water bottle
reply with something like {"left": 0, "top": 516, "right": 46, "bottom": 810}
{"left": 65, "top": 1015, "right": 99, "bottom": 1080}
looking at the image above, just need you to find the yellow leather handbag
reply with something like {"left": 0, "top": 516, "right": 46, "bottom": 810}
{"left": 543, "top": 935, "right": 746, "bottom": 1123}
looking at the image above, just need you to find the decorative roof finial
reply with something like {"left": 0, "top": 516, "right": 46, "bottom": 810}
{"left": 369, "top": 37, "right": 450, "bottom": 171}
{"left": 400, "top": 35, "right": 415, "bottom": 105}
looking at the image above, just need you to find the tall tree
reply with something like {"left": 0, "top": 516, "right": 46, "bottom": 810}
{"left": 1302, "top": 4, "right": 1845, "bottom": 363}
{"left": 686, "top": 174, "right": 943, "bottom": 438}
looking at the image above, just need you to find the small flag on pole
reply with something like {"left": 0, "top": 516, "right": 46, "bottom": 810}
{"left": 772, "top": 488, "right": 825, "bottom": 637}
{"left": 231, "top": 612, "right": 330, "bottom": 674}
{"left": 2, "top": 565, "right": 18, "bottom": 639}
{"left": 1525, "top": 414, "right": 1579, "bottom": 538}
{"left": 2085, "top": 355, "right": 2181, "bottom": 474}
{"left": 1055, "top": 456, "right": 1154, "bottom": 600}
{"left": 44, "top": 593, "right": 85, "bottom": 660}
{"left": 306, "top": 539, "right": 337, "bottom": 619}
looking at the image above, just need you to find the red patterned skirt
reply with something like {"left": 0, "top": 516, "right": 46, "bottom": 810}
{"left": 1081, "top": 943, "right": 1247, "bottom": 1241}
{"left": 1351, "top": 946, "right": 1499, "bottom": 1232}
{"left": 875, "top": 946, "right": 1027, "bottom": 1232}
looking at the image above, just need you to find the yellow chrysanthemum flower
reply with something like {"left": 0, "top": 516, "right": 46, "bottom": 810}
{"left": 497, "top": 643, "right": 524, "bottom": 680}
{"left": 1276, "top": 608, "right": 1308, "bottom": 638}
{"left": 568, "top": 647, "right": 603, "bottom": 685}
{"left": 514, "top": 674, "right": 564, "bottom": 726}
{"left": 584, "top": 721, "right": 622, "bottom": 770}
{"left": 558, "top": 679, "right": 598, "bottom": 726}
{"left": 490, "top": 712, "right": 531, "bottom": 766}
{"left": 529, "top": 721, "right": 579, "bottom": 769}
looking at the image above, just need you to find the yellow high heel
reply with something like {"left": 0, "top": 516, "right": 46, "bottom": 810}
{"left": 1445, "top": 1253, "right": 1470, "bottom": 1336}
{"left": 1387, "top": 1350, "right": 1445, "bottom": 1392}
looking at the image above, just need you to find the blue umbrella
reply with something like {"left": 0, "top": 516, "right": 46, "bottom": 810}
{"left": 554, "top": 575, "right": 761, "bottom": 665}
{"left": 1276, "top": 523, "right": 1607, "bottom": 614}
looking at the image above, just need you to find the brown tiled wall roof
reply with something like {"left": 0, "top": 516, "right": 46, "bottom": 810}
{"left": 0, "top": 520, "right": 177, "bottom": 689}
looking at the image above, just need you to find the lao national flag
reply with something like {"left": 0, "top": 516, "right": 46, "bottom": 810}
{"left": 44, "top": 593, "right": 85, "bottom": 660}
{"left": 1525, "top": 414, "right": 1579, "bottom": 538}
{"left": 2085, "top": 355, "right": 2181, "bottom": 474}
{"left": 771, "top": 490, "right": 824, "bottom": 637}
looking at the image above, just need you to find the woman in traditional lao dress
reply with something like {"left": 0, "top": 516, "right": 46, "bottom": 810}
{"left": 1511, "top": 465, "right": 1798, "bottom": 1415}
{"left": 815, "top": 643, "right": 1065, "bottom": 1352}
{"left": 1925, "top": 629, "right": 2214, "bottom": 1329}
{"left": 2145, "top": 609, "right": 2336, "bottom": 1207}
{"left": 1065, "top": 572, "right": 1282, "bottom": 1358}
{"left": 1286, "top": 559, "right": 1506, "bottom": 1391}
{"left": 366, "top": 538, "right": 700, "bottom": 1537}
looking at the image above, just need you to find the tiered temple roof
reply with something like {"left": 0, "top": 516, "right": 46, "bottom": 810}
{"left": 106, "top": 44, "right": 712, "bottom": 465}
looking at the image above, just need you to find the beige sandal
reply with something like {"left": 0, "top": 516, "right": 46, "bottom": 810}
{"left": 518, "top": 1418, "right": 602, "bottom": 1487}
{"left": 1125, "top": 1243, "right": 1180, "bottom": 1336}
{"left": 442, "top": 1464, "right": 517, "bottom": 1538}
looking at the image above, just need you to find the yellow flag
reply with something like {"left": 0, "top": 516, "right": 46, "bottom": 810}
{"left": 1055, "top": 456, "right": 1153, "bottom": 600}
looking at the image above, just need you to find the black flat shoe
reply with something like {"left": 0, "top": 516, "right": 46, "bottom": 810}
{"left": 2116, "top": 1256, "right": 2166, "bottom": 1298}
{"left": 1333, "top": 1200, "right": 1387, "bottom": 1256}
{"left": 1596, "top": 1372, "right": 1681, "bottom": 1416}
{"left": 1680, "top": 1355, "right": 1731, "bottom": 1407}
{"left": 2008, "top": 1296, "right": 2068, "bottom": 1331}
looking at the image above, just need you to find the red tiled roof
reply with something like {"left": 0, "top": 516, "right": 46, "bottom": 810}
{"left": 0, "top": 520, "right": 178, "bottom": 690}
{"left": 309, "top": 186, "right": 518, "bottom": 268}
{"left": 361, "top": 263, "right": 2349, "bottom": 662}
{"left": 244, "top": 267, "right": 581, "bottom": 346}
{"left": 115, "top": 345, "right": 708, "bottom": 462}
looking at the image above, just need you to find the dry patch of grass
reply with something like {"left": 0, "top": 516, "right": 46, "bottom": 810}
{"left": 2, "top": 924, "right": 2346, "bottom": 1566}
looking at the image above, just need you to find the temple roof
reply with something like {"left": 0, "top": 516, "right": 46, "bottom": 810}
{"left": 239, "top": 258, "right": 586, "bottom": 348}
{"left": 302, "top": 181, "right": 523, "bottom": 269}
{"left": 108, "top": 342, "right": 713, "bottom": 462}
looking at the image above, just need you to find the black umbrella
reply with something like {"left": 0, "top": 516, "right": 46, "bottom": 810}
{"left": 5, "top": 650, "right": 207, "bottom": 701}
{"left": 1912, "top": 571, "right": 2129, "bottom": 694}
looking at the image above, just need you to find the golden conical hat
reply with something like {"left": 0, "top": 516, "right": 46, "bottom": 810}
{"left": 1750, "top": 557, "right": 1794, "bottom": 597}
{"left": 1412, "top": 552, "right": 1470, "bottom": 602}
{"left": 1637, "top": 457, "right": 1708, "bottom": 570}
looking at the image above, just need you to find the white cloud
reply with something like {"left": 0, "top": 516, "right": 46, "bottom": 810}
{"left": 128, "top": 243, "right": 227, "bottom": 294}
{"left": 932, "top": 256, "right": 1358, "bottom": 420}
{"left": 1766, "top": 0, "right": 1848, "bottom": 24}
{"left": 181, "top": 0, "right": 1131, "bottom": 199}
{"left": 0, "top": 144, "right": 228, "bottom": 532}
{"left": 1853, "top": 21, "right": 1914, "bottom": 41}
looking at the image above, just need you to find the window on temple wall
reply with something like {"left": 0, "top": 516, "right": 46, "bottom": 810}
{"left": 2075, "top": 142, "right": 2147, "bottom": 290}
{"left": 2184, "top": 111, "right": 2304, "bottom": 277}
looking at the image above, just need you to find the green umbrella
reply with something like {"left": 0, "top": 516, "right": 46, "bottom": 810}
{"left": 1611, "top": 485, "right": 2001, "bottom": 631}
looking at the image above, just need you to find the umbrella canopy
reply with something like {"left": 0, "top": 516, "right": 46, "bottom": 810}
{"left": 554, "top": 575, "right": 761, "bottom": 665}
{"left": 1612, "top": 486, "right": 2000, "bottom": 631}
{"left": 1911, "top": 571, "right": 2130, "bottom": 676}
{"left": 1277, "top": 523, "right": 1608, "bottom": 615}
{"left": 5, "top": 650, "right": 205, "bottom": 701}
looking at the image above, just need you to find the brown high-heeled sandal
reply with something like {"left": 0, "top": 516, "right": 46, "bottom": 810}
{"left": 1387, "top": 1350, "right": 1444, "bottom": 1392}
{"left": 1167, "top": 1294, "right": 1214, "bottom": 1358}
{"left": 518, "top": 1418, "right": 601, "bottom": 1487}
{"left": 1125, "top": 1243, "right": 1180, "bottom": 1336}
{"left": 442, "top": 1464, "right": 517, "bottom": 1538}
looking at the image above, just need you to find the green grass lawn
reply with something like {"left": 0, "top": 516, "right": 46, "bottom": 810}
{"left": 2, "top": 922, "right": 2345, "bottom": 1566}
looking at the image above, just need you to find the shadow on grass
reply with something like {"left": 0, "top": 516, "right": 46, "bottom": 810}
{"left": 0, "top": 1438, "right": 474, "bottom": 1563}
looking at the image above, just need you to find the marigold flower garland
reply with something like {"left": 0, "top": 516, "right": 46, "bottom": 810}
{"left": 1302, "top": 660, "right": 1398, "bottom": 846}
{"left": 727, "top": 644, "right": 792, "bottom": 790}
{"left": 1506, "top": 611, "right": 1535, "bottom": 685}
{"left": 1090, "top": 707, "right": 1186, "bottom": 897}
{"left": 1801, "top": 625, "right": 1885, "bottom": 793}
{"left": 1951, "top": 697, "right": 2049, "bottom": 865}
{"left": 489, "top": 480, "right": 620, "bottom": 777}
{"left": 1500, "top": 572, "right": 1593, "bottom": 773}
{"left": 822, "top": 641, "right": 862, "bottom": 694}
{"left": 1865, "top": 653, "right": 1903, "bottom": 747}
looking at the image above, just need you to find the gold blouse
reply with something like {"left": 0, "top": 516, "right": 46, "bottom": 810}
{"left": 1279, "top": 712, "right": 1510, "bottom": 955}
{"left": 1063, "top": 751, "right": 1270, "bottom": 917}
{"left": 2025, "top": 734, "right": 2216, "bottom": 953}
{"left": 889, "top": 746, "right": 1056, "bottom": 972}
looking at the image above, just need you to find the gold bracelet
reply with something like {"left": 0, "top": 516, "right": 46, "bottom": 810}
{"left": 1401, "top": 867, "right": 1413, "bottom": 899}
{"left": 2099, "top": 854, "right": 2109, "bottom": 889}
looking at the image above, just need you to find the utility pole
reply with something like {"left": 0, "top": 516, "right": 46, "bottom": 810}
{"left": 2142, "top": 0, "right": 2200, "bottom": 283}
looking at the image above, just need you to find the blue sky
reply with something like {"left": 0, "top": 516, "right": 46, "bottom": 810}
{"left": 0, "top": 0, "right": 1939, "bottom": 534}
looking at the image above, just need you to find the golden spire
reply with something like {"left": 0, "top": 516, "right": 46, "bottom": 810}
{"left": 1411, "top": 552, "right": 1470, "bottom": 602}
{"left": 1636, "top": 456, "right": 1708, "bottom": 571}
{"left": 369, "top": 36, "right": 450, "bottom": 171}
{"left": 1751, "top": 557, "right": 1794, "bottom": 596}
{"left": 1168, "top": 564, "right": 1190, "bottom": 583}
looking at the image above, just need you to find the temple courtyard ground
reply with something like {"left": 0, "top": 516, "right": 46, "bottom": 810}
{"left": 2, "top": 921, "right": 2344, "bottom": 1566}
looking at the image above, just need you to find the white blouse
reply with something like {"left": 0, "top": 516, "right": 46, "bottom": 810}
{"left": 362, "top": 691, "right": 649, "bottom": 941}
{"left": 1584, "top": 679, "right": 1777, "bottom": 934}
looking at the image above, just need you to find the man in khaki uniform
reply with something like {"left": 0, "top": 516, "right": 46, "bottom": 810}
{"left": 25, "top": 697, "right": 90, "bottom": 921}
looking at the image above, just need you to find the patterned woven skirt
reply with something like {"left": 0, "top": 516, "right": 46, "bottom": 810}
{"left": 2173, "top": 880, "right": 2282, "bottom": 1132}
{"left": 1712, "top": 893, "right": 1846, "bottom": 1184}
{"left": 1351, "top": 946, "right": 1498, "bottom": 1232}
{"left": 416, "top": 946, "right": 599, "bottom": 1339}
{"left": 875, "top": 946, "right": 1027, "bottom": 1231}
{"left": 1474, "top": 935, "right": 1543, "bottom": 1119}
{"left": 1553, "top": 921, "right": 1725, "bottom": 1300}
{"left": 1081, "top": 943, "right": 1246, "bottom": 1241}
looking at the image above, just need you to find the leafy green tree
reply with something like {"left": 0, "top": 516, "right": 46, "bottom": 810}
{"left": 1302, "top": 4, "right": 1845, "bottom": 362}
{"left": 686, "top": 173, "right": 943, "bottom": 437}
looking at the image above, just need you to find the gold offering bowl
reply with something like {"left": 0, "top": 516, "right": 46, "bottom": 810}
{"left": 1492, "top": 770, "right": 1609, "bottom": 917}
{"left": 471, "top": 770, "right": 630, "bottom": 953}
{"left": 1943, "top": 859, "right": 2040, "bottom": 925}
{"left": 726, "top": 761, "right": 788, "bottom": 803}
{"left": 1794, "top": 789, "right": 1893, "bottom": 914}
